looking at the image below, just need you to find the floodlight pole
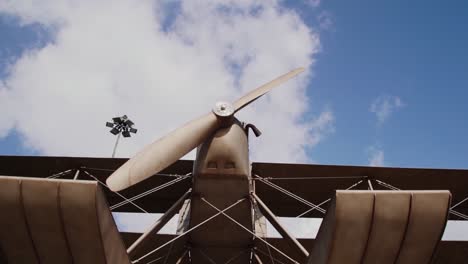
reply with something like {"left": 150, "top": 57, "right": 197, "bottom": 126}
{"left": 106, "top": 115, "right": 137, "bottom": 158}
{"left": 111, "top": 132, "right": 121, "bottom": 158}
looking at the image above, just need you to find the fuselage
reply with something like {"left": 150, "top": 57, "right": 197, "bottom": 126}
{"left": 188, "top": 119, "right": 253, "bottom": 263}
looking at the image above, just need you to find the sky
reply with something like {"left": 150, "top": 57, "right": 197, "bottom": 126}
{"left": 1, "top": 0, "right": 467, "bottom": 169}
{"left": 1, "top": 0, "right": 468, "bottom": 169}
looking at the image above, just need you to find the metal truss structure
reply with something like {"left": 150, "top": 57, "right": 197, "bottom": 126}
{"left": 0, "top": 156, "right": 467, "bottom": 263}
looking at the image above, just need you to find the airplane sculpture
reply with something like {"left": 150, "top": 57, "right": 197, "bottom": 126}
{"left": 0, "top": 68, "right": 458, "bottom": 264}
{"left": 106, "top": 68, "right": 307, "bottom": 263}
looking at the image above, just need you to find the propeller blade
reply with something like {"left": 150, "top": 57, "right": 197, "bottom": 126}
{"left": 106, "top": 112, "right": 220, "bottom": 191}
{"left": 232, "top": 68, "right": 305, "bottom": 113}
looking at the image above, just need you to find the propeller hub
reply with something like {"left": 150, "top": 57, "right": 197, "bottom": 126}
{"left": 212, "top": 101, "right": 234, "bottom": 118}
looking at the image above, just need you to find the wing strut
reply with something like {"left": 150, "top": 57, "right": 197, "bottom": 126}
{"left": 127, "top": 189, "right": 192, "bottom": 258}
{"left": 251, "top": 192, "right": 310, "bottom": 259}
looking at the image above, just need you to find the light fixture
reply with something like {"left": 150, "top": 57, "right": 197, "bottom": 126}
{"left": 122, "top": 129, "right": 131, "bottom": 138}
{"left": 105, "top": 115, "right": 138, "bottom": 157}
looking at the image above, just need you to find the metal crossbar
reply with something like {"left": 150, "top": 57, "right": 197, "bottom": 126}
{"left": 201, "top": 198, "right": 300, "bottom": 264}
{"left": 451, "top": 196, "right": 468, "bottom": 210}
{"left": 254, "top": 175, "right": 326, "bottom": 214}
{"left": 43, "top": 168, "right": 184, "bottom": 215}
{"left": 374, "top": 180, "right": 399, "bottom": 190}
{"left": 110, "top": 175, "right": 190, "bottom": 210}
{"left": 144, "top": 255, "right": 164, "bottom": 264}
{"left": 296, "top": 199, "right": 330, "bottom": 218}
{"left": 82, "top": 170, "right": 149, "bottom": 213}
{"left": 296, "top": 179, "right": 364, "bottom": 218}
{"left": 133, "top": 198, "right": 246, "bottom": 263}
{"left": 46, "top": 169, "right": 73, "bottom": 179}
{"left": 450, "top": 210, "right": 468, "bottom": 220}
{"left": 255, "top": 247, "right": 288, "bottom": 264}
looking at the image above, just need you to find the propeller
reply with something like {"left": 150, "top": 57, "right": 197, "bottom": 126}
{"left": 106, "top": 68, "right": 305, "bottom": 191}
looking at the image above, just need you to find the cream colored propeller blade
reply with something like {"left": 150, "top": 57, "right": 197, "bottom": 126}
{"left": 232, "top": 67, "right": 304, "bottom": 113}
{"left": 106, "top": 113, "right": 220, "bottom": 191}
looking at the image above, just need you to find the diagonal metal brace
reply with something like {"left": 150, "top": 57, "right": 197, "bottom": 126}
{"left": 201, "top": 197, "right": 301, "bottom": 264}
{"left": 128, "top": 189, "right": 192, "bottom": 257}
{"left": 110, "top": 175, "right": 190, "bottom": 210}
{"left": 254, "top": 175, "right": 326, "bottom": 214}
{"left": 133, "top": 198, "right": 246, "bottom": 263}
{"left": 251, "top": 192, "right": 309, "bottom": 259}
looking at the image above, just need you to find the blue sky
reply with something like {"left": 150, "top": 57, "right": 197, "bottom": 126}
{"left": 301, "top": 0, "right": 468, "bottom": 168}
{"left": 0, "top": 0, "right": 467, "bottom": 169}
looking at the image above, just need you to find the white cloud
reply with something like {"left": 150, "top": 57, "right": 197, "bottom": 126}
{"left": 367, "top": 146, "right": 384, "bottom": 167}
{"left": 306, "top": 0, "right": 321, "bottom": 8}
{"left": 370, "top": 95, "right": 404, "bottom": 124}
{"left": 308, "top": 109, "right": 334, "bottom": 146}
{"left": 317, "top": 10, "right": 333, "bottom": 31}
{"left": 0, "top": 0, "right": 332, "bottom": 163}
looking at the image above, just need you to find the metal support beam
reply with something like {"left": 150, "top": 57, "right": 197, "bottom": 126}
{"left": 201, "top": 198, "right": 301, "bottom": 264}
{"left": 255, "top": 248, "right": 288, "bottom": 264}
{"left": 176, "top": 199, "right": 191, "bottom": 234}
{"left": 128, "top": 189, "right": 192, "bottom": 257}
{"left": 367, "top": 179, "right": 374, "bottom": 190}
{"left": 133, "top": 198, "right": 246, "bottom": 263}
{"left": 83, "top": 170, "right": 148, "bottom": 213}
{"left": 254, "top": 175, "right": 326, "bottom": 214}
{"left": 46, "top": 169, "right": 73, "bottom": 179}
{"left": 73, "top": 169, "right": 80, "bottom": 180}
{"left": 175, "top": 250, "right": 188, "bottom": 264}
{"left": 296, "top": 179, "right": 363, "bottom": 217}
{"left": 110, "top": 175, "right": 190, "bottom": 210}
{"left": 253, "top": 202, "right": 267, "bottom": 237}
{"left": 451, "top": 196, "right": 468, "bottom": 210}
{"left": 253, "top": 252, "right": 264, "bottom": 264}
{"left": 251, "top": 193, "right": 309, "bottom": 259}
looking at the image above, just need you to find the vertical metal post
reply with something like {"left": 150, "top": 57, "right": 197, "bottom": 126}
{"left": 111, "top": 132, "right": 121, "bottom": 158}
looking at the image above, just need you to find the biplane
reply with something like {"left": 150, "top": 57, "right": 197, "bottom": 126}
{"left": 0, "top": 69, "right": 467, "bottom": 263}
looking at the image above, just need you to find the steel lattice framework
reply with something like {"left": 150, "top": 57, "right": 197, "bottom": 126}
{"left": 0, "top": 155, "right": 467, "bottom": 263}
